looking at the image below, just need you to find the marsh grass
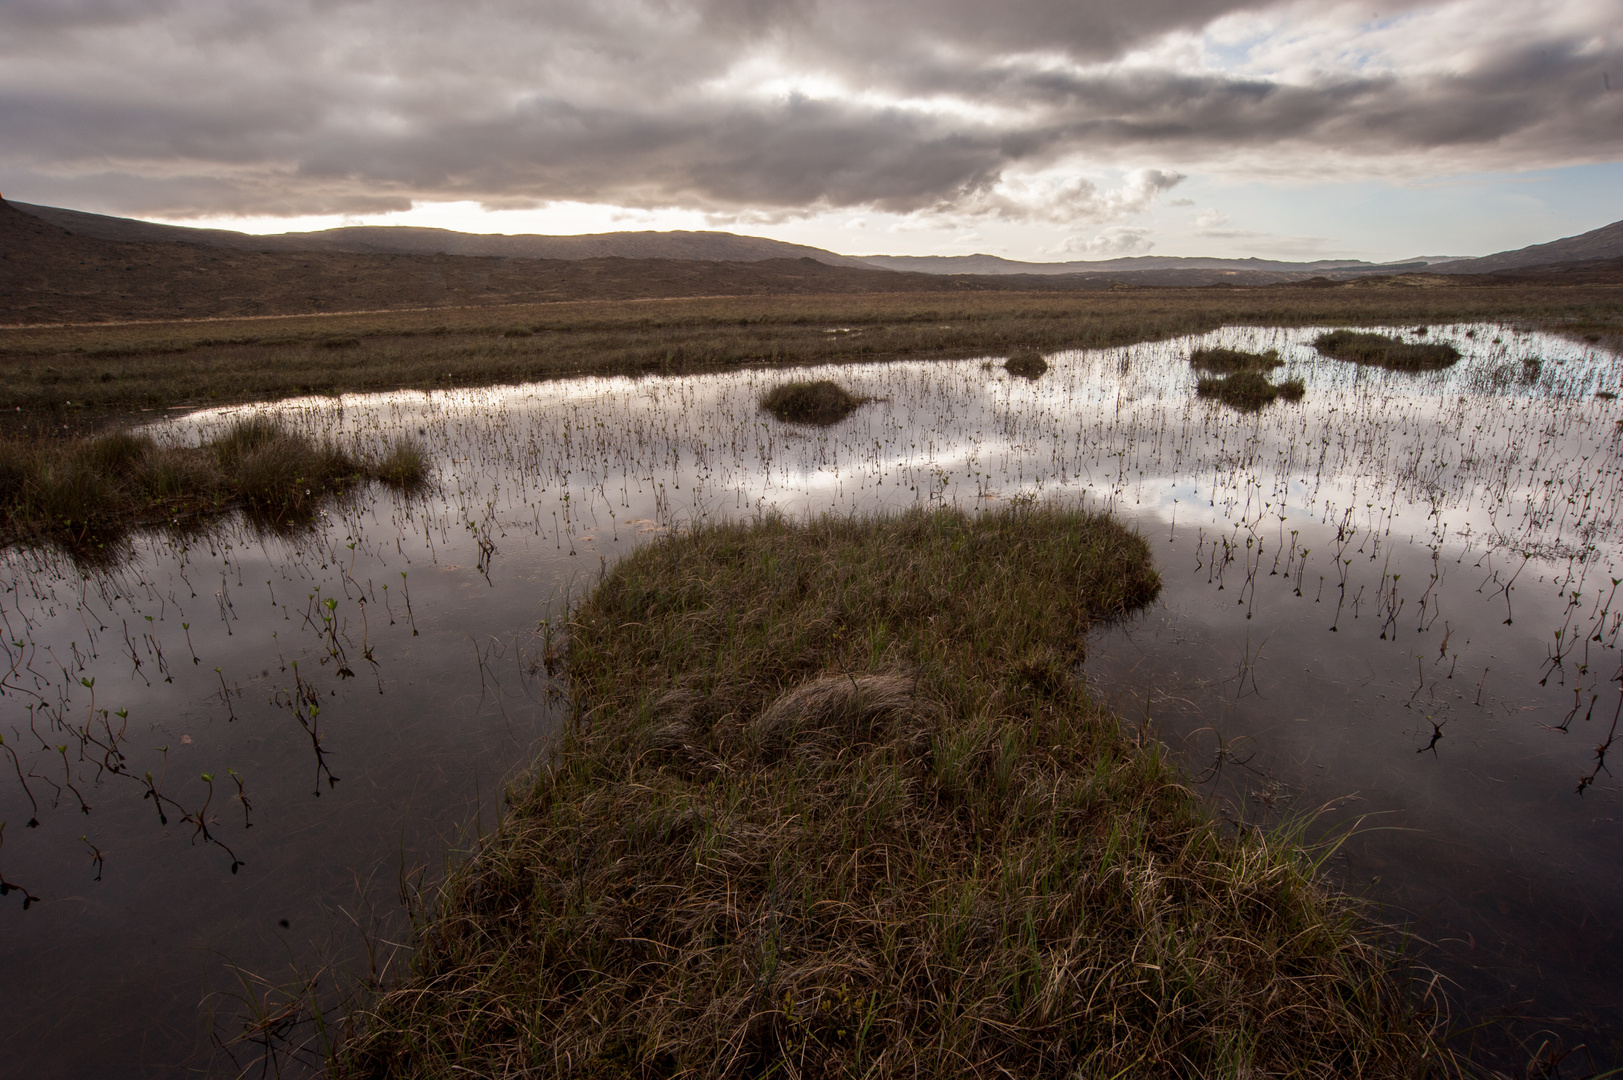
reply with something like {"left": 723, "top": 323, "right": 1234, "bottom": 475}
{"left": 1, "top": 417, "right": 428, "bottom": 550}
{"left": 760, "top": 379, "right": 869, "bottom": 424}
{"left": 1197, "top": 369, "right": 1308, "bottom": 411}
{"left": 1313, "top": 330, "right": 1461, "bottom": 370}
{"left": 2, "top": 286, "right": 1616, "bottom": 414}
{"left": 1003, "top": 346, "right": 1049, "bottom": 378}
{"left": 338, "top": 506, "right": 1448, "bottom": 1079}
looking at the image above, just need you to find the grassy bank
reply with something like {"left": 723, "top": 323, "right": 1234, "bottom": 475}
{"left": 1, "top": 285, "right": 1619, "bottom": 416}
{"left": 339, "top": 506, "right": 1446, "bottom": 1078}
{"left": 0, "top": 416, "right": 425, "bottom": 551}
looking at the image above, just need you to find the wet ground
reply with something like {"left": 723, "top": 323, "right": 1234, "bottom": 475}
{"left": 2, "top": 322, "right": 1619, "bottom": 1076}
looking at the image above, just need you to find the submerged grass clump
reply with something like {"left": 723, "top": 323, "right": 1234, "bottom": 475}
{"left": 0, "top": 417, "right": 428, "bottom": 550}
{"left": 1189, "top": 345, "right": 1283, "bottom": 372}
{"left": 1197, "top": 368, "right": 1307, "bottom": 411}
{"left": 1003, "top": 346, "right": 1049, "bottom": 378}
{"left": 338, "top": 506, "right": 1445, "bottom": 1079}
{"left": 760, "top": 379, "right": 869, "bottom": 424}
{"left": 1313, "top": 330, "right": 1461, "bottom": 370}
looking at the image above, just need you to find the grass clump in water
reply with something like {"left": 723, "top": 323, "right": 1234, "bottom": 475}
{"left": 338, "top": 505, "right": 1446, "bottom": 1080}
{"left": 1003, "top": 346, "right": 1049, "bottom": 378}
{"left": 1, "top": 417, "right": 429, "bottom": 551}
{"left": 1189, "top": 345, "right": 1282, "bottom": 372}
{"left": 760, "top": 379, "right": 868, "bottom": 424}
{"left": 370, "top": 437, "right": 429, "bottom": 490}
{"left": 1313, "top": 330, "right": 1461, "bottom": 370}
{"left": 1197, "top": 368, "right": 1307, "bottom": 411}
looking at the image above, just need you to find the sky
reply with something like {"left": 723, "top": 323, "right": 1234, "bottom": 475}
{"left": 1, "top": 0, "right": 1619, "bottom": 263}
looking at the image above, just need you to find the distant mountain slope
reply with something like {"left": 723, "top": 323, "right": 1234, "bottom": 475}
{"left": 0, "top": 198, "right": 990, "bottom": 324}
{"left": 1431, "top": 219, "right": 1623, "bottom": 274}
{"left": 854, "top": 253, "right": 1456, "bottom": 276}
{"left": 9, "top": 202, "right": 880, "bottom": 268}
{"left": 11, "top": 201, "right": 1463, "bottom": 278}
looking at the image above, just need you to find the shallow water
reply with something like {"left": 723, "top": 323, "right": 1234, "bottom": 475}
{"left": 3, "top": 323, "right": 1620, "bottom": 1075}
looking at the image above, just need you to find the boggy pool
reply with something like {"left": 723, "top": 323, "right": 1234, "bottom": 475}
{"left": 3, "top": 322, "right": 1621, "bottom": 1076}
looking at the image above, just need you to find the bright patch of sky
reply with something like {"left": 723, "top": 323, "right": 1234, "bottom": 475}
{"left": 167, "top": 160, "right": 1623, "bottom": 264}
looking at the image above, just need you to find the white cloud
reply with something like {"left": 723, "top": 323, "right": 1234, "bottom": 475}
{"left": 1056, "top": 225, "right": 1157, "bottom": 256}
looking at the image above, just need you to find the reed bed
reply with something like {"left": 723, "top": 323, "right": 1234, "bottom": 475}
{"left": 338, "top": 506, "right": 1448, "bottom": 1079}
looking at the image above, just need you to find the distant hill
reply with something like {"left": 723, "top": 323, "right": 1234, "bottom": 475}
{"left": 852, "top": 253, "right": 1452, "bottom": 276}
{"left": 1431, "top": 219, "right": 1623, "bottom": 274}
{"left": 0, "top": 198, "right": 990, "bottom": 324}
{"left": 12, "top": 201, "right": 1460, "bottom": 279}
{"left": 9, "top": 202, "right": 880, "bottom": 268}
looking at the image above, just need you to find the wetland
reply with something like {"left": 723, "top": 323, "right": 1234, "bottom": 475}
{"left": 2, "top": 305, "right": 1623, "bottom": 1076}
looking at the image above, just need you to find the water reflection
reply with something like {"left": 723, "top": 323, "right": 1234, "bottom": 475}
{"left": 2, "top": 321, "right": 1619, "bottom": 1075}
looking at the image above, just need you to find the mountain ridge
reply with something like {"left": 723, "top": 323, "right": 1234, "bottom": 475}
{"left": 1430, "top": 219, "right": 1623, "bottom": 274}
{"left": 1, "top": 201, "right": 1465, "bottom": 277}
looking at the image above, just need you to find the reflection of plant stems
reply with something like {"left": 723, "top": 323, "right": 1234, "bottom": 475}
{"left": 400, "top": 571, "right": 418, "bottom": 636}
{"left": 183, "top": 622, "right": 200, "bottom": 665}
{"left": 1577, "top": 687, "right": 1622, "bottom": 795}
{"left": 0, "top": 823, "right": 42, "bottom": 910}
{"left": 215, "top": 667, "right": 237, "bottom": 722}
{"left": 56, "top": 743, "right": 91, "bottom": 814}
{"left": 0, "top": 734, "right": 41, "bottom": 827}
{"left": 228, "top": 767, "right": 253, "bottom": 829}
{"left": 81, "top": 834, "right": 104, "bottom": 881}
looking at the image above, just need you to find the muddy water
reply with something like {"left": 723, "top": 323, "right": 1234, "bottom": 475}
{"left": 2, "top": 323, "right": 1619, "bottom": 1075}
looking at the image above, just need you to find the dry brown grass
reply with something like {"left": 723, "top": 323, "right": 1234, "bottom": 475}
{"left": 2, "top": 286, "right": 1619, "bottom": 418}
{"left": 336, "top": 506, "right": 1451, "bottom": 1079}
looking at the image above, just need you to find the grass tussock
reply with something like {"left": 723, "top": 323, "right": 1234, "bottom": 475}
{"left": 1312, "top": 330, "right": 1461, "bottom": 370}
{"left": 0, "top": 416, "right": 429, "bottom": 551}
{"left": 1003, "top": 347, "right": 1049, "bottom": 378}
{"left": 1196, "top": 369, "right": 1308, "bottom": 411}
{"left": 1189, "top": 346, "right": 1282, "bottom": 373}
{"left": 339, "top": 506, "right": 1445, "bottom": 1080}
{"left": 760, "top": 379, "right": 869, "bottom": 424}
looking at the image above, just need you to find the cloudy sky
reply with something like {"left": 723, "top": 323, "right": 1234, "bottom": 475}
{"left": 2, "top": 0, "right": 1619, "bottom": 262}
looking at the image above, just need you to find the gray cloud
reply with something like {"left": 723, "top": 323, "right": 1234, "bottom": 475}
{"left": 0, "top": 0, "right": 1617, "bottom": 220}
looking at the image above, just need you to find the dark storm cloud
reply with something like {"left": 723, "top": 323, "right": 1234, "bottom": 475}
{"left": 0, "top": 0, "right": 1617, "bottom": 219}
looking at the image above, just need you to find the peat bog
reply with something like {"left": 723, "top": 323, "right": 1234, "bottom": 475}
{"left": 1, "top": 317, "right": 1622, "bottom": 1077}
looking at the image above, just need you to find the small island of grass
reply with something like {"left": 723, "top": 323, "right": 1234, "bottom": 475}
{"left": 1003, "top": 347, "right": 1049, "bottom": 378}
{"left": 760, "top": 379, "right": 869, "bottom": 424}
{"left": 1313, "top": 329, "right": 1461, "bottom": 370}
{"left": 1196, "top": 368, "right": 1307, "bottom": 411}
{"left": 338, "top": 505, "right": 1443, "bottom": 1079}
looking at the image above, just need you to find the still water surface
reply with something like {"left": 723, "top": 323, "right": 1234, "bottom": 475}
{"left": 3, "top": 323, "right": 1620, "bottom": 1075}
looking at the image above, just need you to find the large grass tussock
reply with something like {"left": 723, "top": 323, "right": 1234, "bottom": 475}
{"left": 340, "top": 506, "right": 1444, "bottom": 1079}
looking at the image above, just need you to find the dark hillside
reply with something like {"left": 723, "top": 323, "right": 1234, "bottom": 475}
{"left": 0, "top": 199, "right": 998, "bottom": 324}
